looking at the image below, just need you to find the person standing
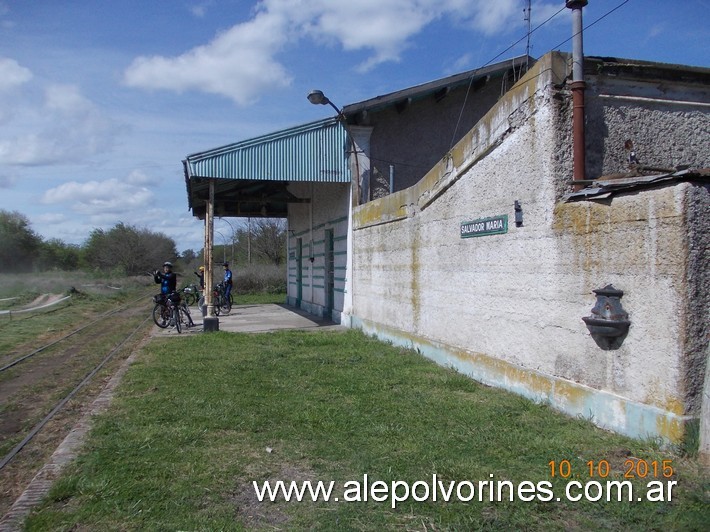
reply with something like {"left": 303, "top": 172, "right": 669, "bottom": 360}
{"left": 223, "top": 262, "right": 233, "bottom": 303}
{"left": 154, "top": 261, "right": 177, "bottom": 295}
{"left": 194, "top": 265, "right": 205, "bottom": 290}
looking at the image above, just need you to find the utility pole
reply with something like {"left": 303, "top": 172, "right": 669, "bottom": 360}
{"left": 524, "top": 0, "right": 532, "bottom": 71}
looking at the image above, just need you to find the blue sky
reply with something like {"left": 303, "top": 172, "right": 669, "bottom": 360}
{"left": 0, "top": 0, "right": 708, "bottom": 253}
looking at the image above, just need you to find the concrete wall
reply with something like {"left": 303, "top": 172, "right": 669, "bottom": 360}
{"left": 584, "top": 57, "right": 710, "bottom": 175}
{"left": 349, "top": 52, "right": 710, "bottom": 444}
{"left": 350, "top": 67, "right": 519, "bottom": 199}
{"left": 286, "top": 182, "right": 351, "bottom": 323}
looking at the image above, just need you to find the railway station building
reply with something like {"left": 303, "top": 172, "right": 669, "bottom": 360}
{"left": 183, "top": 51, "right": 710, "bottom": 456}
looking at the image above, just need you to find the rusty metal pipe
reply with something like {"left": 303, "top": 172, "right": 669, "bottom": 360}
{"left": 571, "top": 80, "right": 586, "bottom": 191}
{"left": 567, "top": 0, "right": 587, "bottom": 191}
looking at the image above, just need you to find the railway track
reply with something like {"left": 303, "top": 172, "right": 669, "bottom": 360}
{"left": 0, "top": 292, "right": 155, "bottom": 518}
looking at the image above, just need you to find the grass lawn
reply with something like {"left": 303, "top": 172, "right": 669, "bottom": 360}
{"left": 25, "top": 329, "right": 708, "bottom": 531}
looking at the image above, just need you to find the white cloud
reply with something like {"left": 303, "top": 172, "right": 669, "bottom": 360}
{"left": 40, "top": 177, "right": 155, "bottom": 215}
{"left": 0, "top": 57, "right": 32, "bottom": 91}
{"left": 189, "top": 0, "right": 215, "bottom": 18}
{"left": 0, "top": 83, "right": 117, "bottom": 166}
{"left": 122, "top": 0, "right": 563, "bottom": 100}
{"left": 126, "top": 169, "right": 152, "bottom": 185}
{"left": 123, "top": 10, "right": 293, "bottom": 105}
{"left": 290, "top": 0, "right": 439, "bottom": 71}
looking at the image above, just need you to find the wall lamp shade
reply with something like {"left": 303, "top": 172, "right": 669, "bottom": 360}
{"left": 307, "top": 90, "right": 329, "bottom": 106}
{"left": 307, "top": 89, "right": 343, "bottom": 116}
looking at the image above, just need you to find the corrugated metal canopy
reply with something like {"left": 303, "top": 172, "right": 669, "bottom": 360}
{"left": 184, "top": 117, "right": 350, "bottom": 219}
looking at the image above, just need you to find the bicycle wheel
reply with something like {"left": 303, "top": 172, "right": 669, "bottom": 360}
{"left": 213, "top": 297, "right": 221, "bottom": 316}
{"left": 181, "top": 303, "right": 194, "bottom": 327}
{"left": 153, "top": 303, "right": 170, "bottom": 328}
{"left": 184, "top": 292, "right": 196, "bottom": 306}
{"left": 220, "top": 299, "right": 232, "bottom": 315}
{"left": 174, "top": 305, "right": 182, "bottom": 333}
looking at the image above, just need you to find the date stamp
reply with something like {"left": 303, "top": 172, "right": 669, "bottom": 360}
{"left": 547, "top": 459, "right": 677, "bottom": 502}
{"left": 548, "top": 458, "right": 675, "bottom": 479}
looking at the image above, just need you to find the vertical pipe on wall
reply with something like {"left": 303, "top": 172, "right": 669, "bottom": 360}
{"left": 567, "top": 0, "right": 587, "bottom": 191}
{"left": 389, "top": 165, "right": 394, "bottom": 194}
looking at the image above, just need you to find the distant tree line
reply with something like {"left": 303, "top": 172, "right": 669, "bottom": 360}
{"left": 0, "top": 210, "right": 287, "bottom": 277}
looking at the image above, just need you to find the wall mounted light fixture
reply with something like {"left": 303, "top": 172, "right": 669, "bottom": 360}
{"left": 514, "top": 200, "right": 523, "bottom": 227}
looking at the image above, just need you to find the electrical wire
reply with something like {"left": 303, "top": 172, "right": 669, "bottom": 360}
{"left": 448, "top": 4, "right": 568, "bottom": 149}
{"left": 548, "top": 0, "right": 631, "bottom": 52}
{"left": 447, "top": 0, "right": 632, "bottom": 152}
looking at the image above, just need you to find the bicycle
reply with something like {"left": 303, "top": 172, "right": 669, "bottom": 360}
{"left": 212, "top": 282, "right": 232, "bottom": 316}
{"left": 181, "top": 283, "right": 200, "bottom": 306}
{"left": 152, "top": 292, "right": 194, "bottom": 333}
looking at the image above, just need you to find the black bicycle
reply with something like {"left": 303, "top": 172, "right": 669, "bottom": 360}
{"left": 152, "top": 292, "right": 194, "bottom": 333}
{"left": 212, "top": 282, "right": 232, "bottom": 316}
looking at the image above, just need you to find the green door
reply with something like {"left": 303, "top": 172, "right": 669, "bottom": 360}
{"left": 296, "top": 238, "right": 303, "bottom": 306}
{"left": 325, "top": 229, "right": 334, "bottom": 318}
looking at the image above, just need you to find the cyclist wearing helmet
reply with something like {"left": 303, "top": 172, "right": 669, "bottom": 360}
{"left": 154, "top": 261, "right": 177, "bottom": 294}
{"left": 194, "top": 265, "right": 205, "bottom": 290}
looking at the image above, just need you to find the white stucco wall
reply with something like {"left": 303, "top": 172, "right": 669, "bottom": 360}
{"left": 287, "top": 182, "right": 351, "bottom": 322}
{"left": 349, "top": 52, "right": 710, "bottom": 443}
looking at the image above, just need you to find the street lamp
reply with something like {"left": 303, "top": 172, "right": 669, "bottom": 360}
{"left": 215, "top": 230, "right": 227, "bottom": 263}
{"left": 307, "top": 90, "right": 344, "bottom": 117}
{"left": 219, "top": 217, "right": 236, "bottom": 264}
{"left": 307, "top": 89, "right": 362, "bottom": 204}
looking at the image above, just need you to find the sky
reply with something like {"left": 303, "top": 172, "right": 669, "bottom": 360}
{"left": 0, "top": 0, "right": 708, "bottom": 254}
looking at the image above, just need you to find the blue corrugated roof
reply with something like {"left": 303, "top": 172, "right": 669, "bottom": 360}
{"left": 184, "top": 117, "right": 351, "bottom": 183}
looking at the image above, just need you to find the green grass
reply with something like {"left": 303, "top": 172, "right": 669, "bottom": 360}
{"left": 232, "top": 291, "right": 287, "bottom": 305}
{"left": 0, "top": 284, "right": 150, "bottom": 361}
{"left": 25, "top": 330, "right": 709, "bottom": 531}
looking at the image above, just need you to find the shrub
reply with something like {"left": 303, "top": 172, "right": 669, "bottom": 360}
{"left": 235, "top": 264, "right": 286, "bottom": 294}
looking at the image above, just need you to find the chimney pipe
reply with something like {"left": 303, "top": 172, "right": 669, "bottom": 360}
{"left": 566, "top": 0, "right": 587, "bottom": 191}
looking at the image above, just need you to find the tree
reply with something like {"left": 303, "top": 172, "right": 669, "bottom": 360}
{"left": 250, "top": 218, "right": 287, "bottom": 265}
{"left": 38, "top": 239, "right": 81, "bottom": 270}
{"left": 0, "top": 210, "right": 42, "bottom": 272}
{"left": 83, "top": 222, "right": 177, "bottom": 275}
{"left": 181, "top": 249, "right": 197, "bottom": 263}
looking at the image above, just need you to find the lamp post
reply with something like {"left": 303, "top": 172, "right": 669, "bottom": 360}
{"left": 307, "top": 89, "right": 362, "bottom": 204}
{"left": 219, "top": 217, "right": 236, "bottom": 264}
{"left": 215, "top": 230, "right": 227, "bottom": 263}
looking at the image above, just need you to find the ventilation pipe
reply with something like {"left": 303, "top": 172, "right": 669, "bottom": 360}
{"left": 567, "top": 0, "right": 587, "bottom": 191}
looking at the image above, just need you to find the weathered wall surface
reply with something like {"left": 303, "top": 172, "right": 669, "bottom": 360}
{"left": 584, "top": 58, "right": 710, "bottom": 175}
{"left": 350, "top": 52, "right": 710, "bottom": 443}
{"left": 364, "top": 75, "right": 507, "bottom": 197}
{"left": 287, "top": 182, "right": 350, "bottom": 322}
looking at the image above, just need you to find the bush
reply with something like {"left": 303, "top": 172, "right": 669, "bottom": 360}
{"left": 235, "top": 264, "right": 286, "bottom": 294}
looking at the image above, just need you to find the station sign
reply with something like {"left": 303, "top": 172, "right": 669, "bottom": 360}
{"left": 460, "top": 214, "right": 508, "bottom": 238}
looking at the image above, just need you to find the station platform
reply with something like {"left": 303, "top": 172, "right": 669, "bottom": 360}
{"left": 151, "top": 303, "right": 345, "bottom": 336}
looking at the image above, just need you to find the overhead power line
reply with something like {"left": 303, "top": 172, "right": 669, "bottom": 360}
{"left": 449, "top": 0, "right": 633, "bottom": 150}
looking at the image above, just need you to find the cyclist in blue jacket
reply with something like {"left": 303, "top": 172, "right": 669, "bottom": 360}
{"left": 223, "top": 262, "right": 233, "bottom": 302}
{"left": 154, "top": 261, "right": 177, "bottom": 294}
